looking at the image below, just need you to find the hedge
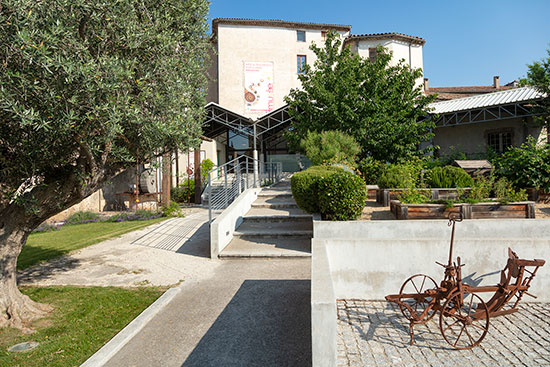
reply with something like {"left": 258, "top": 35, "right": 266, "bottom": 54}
{"left": 291, "top": 166, "right": 367, "bottom": 220}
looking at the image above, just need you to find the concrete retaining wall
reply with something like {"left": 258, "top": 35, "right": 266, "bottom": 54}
{"left": 210, "top": 188, "right": 260, "bottom": 258}
{"left": 311, "top": 237, "right": 337, "bottom": 367}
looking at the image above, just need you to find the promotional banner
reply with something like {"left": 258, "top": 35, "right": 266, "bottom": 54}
{"left": 244, "top": 62, "right": 274, "bottom": 113}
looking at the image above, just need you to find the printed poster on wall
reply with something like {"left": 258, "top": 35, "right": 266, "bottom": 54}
{"left": 244, "top": 62, "right": 274, "bottom": 113}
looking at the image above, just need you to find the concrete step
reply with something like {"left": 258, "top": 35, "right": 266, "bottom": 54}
{"left": 219, "top": 237, "right": 311, "bottom": 259}
{"left": 242, "top": 215, "right": 311, "bottom": 223}
{"left": 258, "top": 192, "right": 293, "bottom": 198}
{"left": 245, "top": 207, "right": 309, "bottom": 217}
{"left": 236, "top": 220, "right": 312, "bottom": 233}
{"left": 251, "top": 202, "right": 298, "bottom": 209}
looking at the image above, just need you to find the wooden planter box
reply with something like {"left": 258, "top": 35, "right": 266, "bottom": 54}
{"left": 526, "top": 188, "right": 550, "bottom": 203}
{"left": 366, "top": 185, "right": 379, "bottom": 200}
{"left": 390, "top": 200, "right": 536, "bottom": 220}
{"left": 376, "top": 188, "right": 471, "bottom": 207}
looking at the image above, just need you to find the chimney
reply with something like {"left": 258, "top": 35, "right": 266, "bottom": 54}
{"left": 493, "top": 76, "right": 500, "bottom": 89}
{"left": 424, "top": 78, "right": 429, "bottom": 92}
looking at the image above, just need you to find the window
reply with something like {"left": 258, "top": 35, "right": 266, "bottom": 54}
{"left": 368, "top": 48, "right": 377, "bottom": 62}
{"left": 487, "top": 130, "right": 513, "bottom": 153}
{"left": 297, "top": 55, "right": 307, "bottom": 74}
{"left": 321, "top": 31, "right": 327, "bottom": 41}
{"left": 297, "top": 30, "right": 306, "bottom": 42}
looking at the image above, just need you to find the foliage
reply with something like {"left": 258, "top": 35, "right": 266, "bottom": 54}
{"left": 171, "top": 179, "right": 195, "bottom": 203}
{"left": 19, "top": 218, "right": 166, "bottom": 269}
{"left": 291, "top": 166, "right": 340, "bottom": 213}
{"left": 398, "top": 188, "right": 431, "bottom": 204}
{"left": 300, "top": 130, "right": 361, "bottom": 166}
{"left": 377, "top": 164, "right": 417, "bottom": 189}
{"left": 161, "top": 201, "right": 184, "bottom": 217}
{"left": 317, "top": 169, "right": 367, "bottom": 221}
{"left": 106, "top": 209, "right": 161, "bottom": 222}
{"left": 520, "top": 46, "right": 550, "bottom": 129}
{"left": 284, "top": 31, "right": 436, "bottom": 163}
{"left": 0, "top": 286, "right": 163, "bottom": 366}
{"left": 494, "top": 137, "right": 550, "bottom": 191}
{"left": 425, "top": 166, "right": 474, "bottom": 188}
{"left": 468, "top": 175, "right": 495, "bottom": 201}
{"left": 200, "top": 159, "right": 215, "bottom": 180}
{"left": 358, "top": 157, "right": 385, "bottom": 185}
{"left": 494, "top": 178, "right": 528, "bottom": 204}
{"left": 0, "top": 0, "right": 210, "bottom": 228}
{"left": 64, "top": 211, "right": 100, "bottom": 225}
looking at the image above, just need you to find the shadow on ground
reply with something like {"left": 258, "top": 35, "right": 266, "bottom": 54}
{"left": 17, "top": 254, "right": 80, "bottom": 283}
{"left": 174, "top": 222, "right": 210, "bottom": 258}
{"left": 182, "top": 279, "right": 311, "bottom": 367}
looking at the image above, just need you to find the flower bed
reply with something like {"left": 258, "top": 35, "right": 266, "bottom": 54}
{"left": 376, "top": 188, "right": 471, "bottom": 206}
{"left": 390, "top": 200, "right": 536, "bottom": 220}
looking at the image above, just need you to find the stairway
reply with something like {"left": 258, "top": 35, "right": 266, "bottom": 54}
{"left": 219, "top": 178, "right": 312, "bottom": 258}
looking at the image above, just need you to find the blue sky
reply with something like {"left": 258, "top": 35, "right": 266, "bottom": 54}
{"left": 209, "top": 0, "right": 549, "bottom": 87}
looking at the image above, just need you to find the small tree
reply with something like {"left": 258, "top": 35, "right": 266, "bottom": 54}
{"left": 521, "top": 46, "right": 550, "bottom": 143}
{"left": 0, "top": 0, "right": 210, "bottom": 330}
{"left": 300, "top": 130, "right": 360, "bottom": 166}
{"left": 285, "top": 31, "right": 436, "bottom": 163}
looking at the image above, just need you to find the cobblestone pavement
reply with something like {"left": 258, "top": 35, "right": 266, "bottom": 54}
{"left": 337, "top": 300, "right": 550, "bottom": 367}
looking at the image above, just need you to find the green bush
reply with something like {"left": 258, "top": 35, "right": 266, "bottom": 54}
{"left": 64, "top": 211, "right": 100, "bottom": 225}
{"left": 468, "top": 175, "right": 495, "bottom": 201}
{"left": 161, "top": 201, "right": 184, "bottom": 217}
{"left": 494, "top": 177, "right": 528, "bottom": 204}
{"left": 358, "top": 157, "right": 384, "bottom": 185}
{"left": 200, "top": 159, "right": 214, "bottom": 181}
{"left": 300, "top": 130, "right": 360, "bottom": 166}
{"left": 291, "top": 166, "right": 340, "bottom": 213}
{"left": 171, "top": 179, "right": 195, "bottom": 203}
{"left": 291, "top": 166, "right": 366, "bottom": 220}
{"left": 426, "top": 166, "right": 474, "bottom": 188}
{"left": 398, "top": 188, "right": 431, "bottom": 204}
{"left": 377, "top": 164, "right": 417, "bottom": 189}
{"left": 494, "top": 137, "right": 550, "bottom": 191}
{"left": 317, "top": 170, "right": 367, "bottom": 221}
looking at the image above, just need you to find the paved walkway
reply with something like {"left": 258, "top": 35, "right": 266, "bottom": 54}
{"left": 337, "top": 300, "right": 550, "bottom": 367}
{"left": 105, "top": 258, "right": 312, "bottom": 367}
{"left": 19, "top": 208, "right": 219, "bottom": 287}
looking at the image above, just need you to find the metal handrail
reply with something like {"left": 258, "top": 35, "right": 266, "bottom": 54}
{"left": 206, "top": 155, "right": 282, "bottom": 223}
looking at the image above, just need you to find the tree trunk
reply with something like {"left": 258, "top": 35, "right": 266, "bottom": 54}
{"left": 0, "top": 221, "right": 52, "bottom": 332}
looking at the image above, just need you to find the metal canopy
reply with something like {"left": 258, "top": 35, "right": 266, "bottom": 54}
{"left": 429, "top": 87, "right": 547, "bottom": 127}
{"left": 202, "top": 102, "right": 293, "bottom": 150}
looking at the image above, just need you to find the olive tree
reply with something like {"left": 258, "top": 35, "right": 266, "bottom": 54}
{"left": 0, "top": 0, "right": 210, "bottom": 330}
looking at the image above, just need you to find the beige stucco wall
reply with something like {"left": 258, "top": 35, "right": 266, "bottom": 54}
{"left": 172, "top": 139, "right": 225, "bottom": 186}
{"left": 216, "top": 24, "right": 349, "bottom": 118}
{"left": 433, "top": 117, "right": 544, "bottom": 156}
{"left": 355, "top": 39, "right": 423, "bottom": 87}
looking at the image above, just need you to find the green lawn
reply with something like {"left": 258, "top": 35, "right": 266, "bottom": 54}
{"left": 0, "top": 286, "right": 164, "bottom": 367}
{"left": 19, "top": 218, "right": 167, "bottom": 270}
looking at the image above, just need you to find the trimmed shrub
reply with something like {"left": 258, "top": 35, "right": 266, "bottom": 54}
{"left": 200, "top": 159, "right": 214, "bottom": 181}
{"left": 64, "top": 211, "right": 100, "bottom": 225}
{"left": 291, "top": 165, "right": 366, "bottom": 220}
{"left": 317, "top": 170, "right": 367, "bottom": 220}
{"left": 426, "top": 166, "right": 473, "bottom": 188}
{"left": 377, "top": 164, "right": 417, "bottom": 189}
{"left": 291, "top": 166, "right": 340, "bottom": 213}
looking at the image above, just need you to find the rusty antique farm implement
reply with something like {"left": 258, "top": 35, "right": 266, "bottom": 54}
{"left": 385, "top": 214, "right": 546, "bottom": 349}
